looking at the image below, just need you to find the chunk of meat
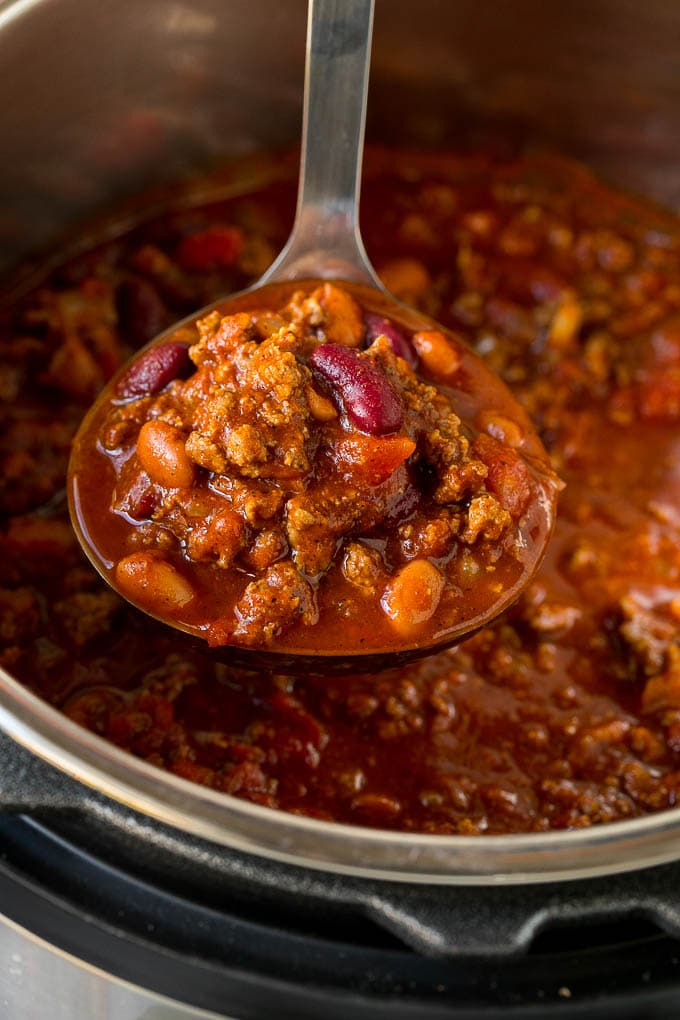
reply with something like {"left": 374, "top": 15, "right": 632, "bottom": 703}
{"left": 187, "top": 316, "right": 312, "bottom": 480}
{"left": 285, "top": 466, "right": 409, "bottom": 576}
{"left": 231, "top": 561, "right": 316, "bottom": 645}
{"left": 0, "top": 587, "right": 41, "bottom": 644}
{"left": 342, "top": 542, "right": 384, "bottom": 593}
{"left": 461, "top": 494, "right": 512, "bottom": 544}
{"left": 241, "top": 528, "right": 287, "bottom": 571}
{"left": 53, "top": 591, "right": 122, "bottom": 648}
{"left": 642, "top": 646, "right": 680, "bottom": 714}
{"left": 185, "top": 508, "right": 246, "bottom": 569}
{"left": 398, "top": 511, "right": 460, "bottom": 560}
{"left": 619, "top": 595, "right": 679, "bottom": 677}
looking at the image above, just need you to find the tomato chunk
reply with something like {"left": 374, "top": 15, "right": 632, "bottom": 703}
{"left": 472, "top": 432, "right": 533, "bottom": 518}
{"left": 176, "top": 225, "right": 244, "bottom": 271}
{"left": 334, "top": 434, "right": 416, "bottom": 486}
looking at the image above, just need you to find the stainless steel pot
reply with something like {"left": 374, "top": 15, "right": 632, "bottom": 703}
{"left": 1, "top": 0, "right": 680, "bottom": 884}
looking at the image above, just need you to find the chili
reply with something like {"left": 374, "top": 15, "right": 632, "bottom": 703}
{"left": 1, "top": 147, "right": 679, "bottom": 834}
{"left": 69, "top": 279, "right": 553, "bottom": 654}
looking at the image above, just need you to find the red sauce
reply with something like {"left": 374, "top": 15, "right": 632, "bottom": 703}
{"left": 69, "top": 278, "right": 555, "bottom": 657}
{"left": 1, "top": 147, "right": 679, "bottom": 833}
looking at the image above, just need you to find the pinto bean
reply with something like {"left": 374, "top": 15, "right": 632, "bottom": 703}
{"left": 548, "top": 297, "right": 583, "bottom": 350}
{"left": 305, "top": 384, "right": 338, "bottom": 422}
{"left": 316, "top": 283, "right": 364, "bottom": 347}
{"left": 115, "top": 552, "right": 195, "bottom": 615}
{"left": 350, "top": 792, "right": 402, "bottom": 821}
{"left": 477, "top": 411, "right": 525, "bottom": 449}
{"left": 381, "top": 559, "right": 445, "bottom": 636}
{"left": 310, "top": 344, "right": 403, "bottom": 435}
{"left": 412, "top": 330, "right": 461, "bottom": 379}
{"left": 136, "top": 420, "right": 196, "bottom": 488}
{"left": 378, "top": 258, "right": 431, "bottom": 300}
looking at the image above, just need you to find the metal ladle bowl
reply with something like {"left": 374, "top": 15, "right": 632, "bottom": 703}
{"left": 67, "top": 0, "right": 559, "bottom": 674}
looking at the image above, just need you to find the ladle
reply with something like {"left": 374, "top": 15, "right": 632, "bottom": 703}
{"left": 68, "top": 0, "right": 559, "bottom": 674}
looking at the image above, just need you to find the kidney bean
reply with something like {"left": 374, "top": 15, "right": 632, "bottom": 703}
{"left": 365, "top": 313, "right": 417, "bottom": 367}
{"left": 115, "top": 552, "right": 195, "bottom": 615}
{"left": 381, "top": 559, "right": 445, "bottom": 636}
{"left": 116, "top": 342, "right": 191, "bottom": 399}
{"left": 136, "top": 420, "right": 196, "bottom": 489}
{"left": 310, "top": 344, "right": 403, "bottom": 435}
{"left": 113, "top": 468, "right": 157, "bottom": 520}
{"left": 115, "top": 276, "right": 168, "bottom": 345}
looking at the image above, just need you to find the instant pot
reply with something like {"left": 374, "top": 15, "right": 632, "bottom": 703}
{"left": 2, "top": 0, "right": 680, "bottom": 1016}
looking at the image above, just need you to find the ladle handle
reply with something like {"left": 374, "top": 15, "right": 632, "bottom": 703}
{"left": 261, "top": 0, "right": 380, "bottom": 287}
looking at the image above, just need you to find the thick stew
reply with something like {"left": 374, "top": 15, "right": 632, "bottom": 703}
{"left": 69, "top": 278, "right": 554, "bottom": 655}
{"left": 1, "top": 148, "right": 679, "bottom": 833}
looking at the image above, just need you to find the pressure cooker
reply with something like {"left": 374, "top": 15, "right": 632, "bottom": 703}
{"left": 1, "top": 0, "right": 680, "bottom": 1017}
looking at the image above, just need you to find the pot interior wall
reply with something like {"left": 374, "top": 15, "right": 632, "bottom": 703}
{"left": 1, "top": 0, "right": 679, "bottom": 276}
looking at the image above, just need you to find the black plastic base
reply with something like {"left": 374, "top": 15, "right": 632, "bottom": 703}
{"left": 2, "top": 809, "right": 680, "bottom": 1019}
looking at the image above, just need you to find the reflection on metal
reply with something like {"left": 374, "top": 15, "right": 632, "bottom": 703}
{"left": 0, "top": 912, "right": 229, "bottom": 1020}
{"left": 1, "top": 0, "right": 680, "bottom": 275}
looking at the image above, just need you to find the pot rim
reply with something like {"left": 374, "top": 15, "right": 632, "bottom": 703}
{"left": 2, "top": 664, "right": 680, "bottom": 885}
{"left": 0, "top": 100, "right": 677, "bottom": 887}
